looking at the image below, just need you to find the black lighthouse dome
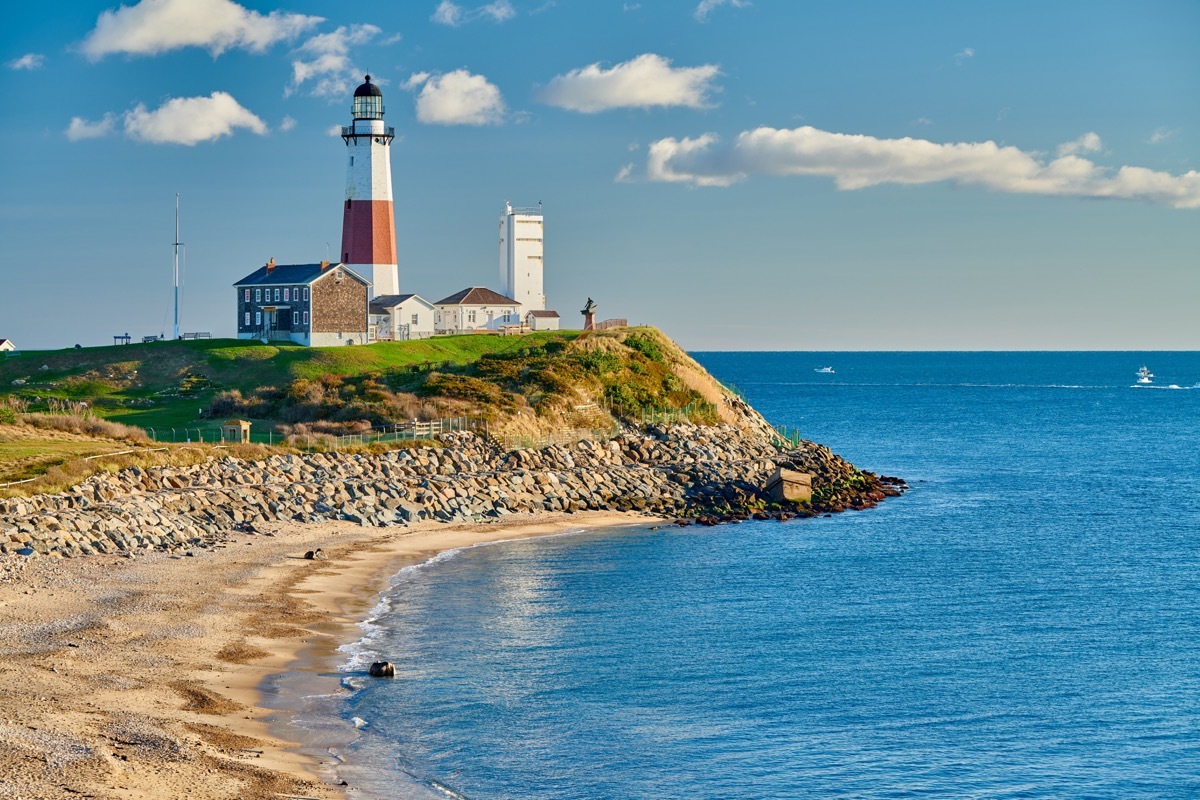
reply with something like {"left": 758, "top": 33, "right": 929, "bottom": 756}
{"left": 352, "top": 75, "right": 383, "bottom": 120}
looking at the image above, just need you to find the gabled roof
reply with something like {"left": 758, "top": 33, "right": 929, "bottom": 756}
{"left": 369, "top": 293, "right": 434, "bottom": 314}
{"left": 233, "top": 263, "right": 369, "bottom": 288}
{"left": 433, "top": 287, "right": 519, "bottom": 306}
{"left": 527, "top": 310, "right": 559, "bottom": 318}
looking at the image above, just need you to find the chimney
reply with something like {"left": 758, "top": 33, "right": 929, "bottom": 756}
{"left": 265, "top": 257, "right": 275, "bottom": 273}
{"left": 320, "top": 260, "right": 330, "bottom": 270}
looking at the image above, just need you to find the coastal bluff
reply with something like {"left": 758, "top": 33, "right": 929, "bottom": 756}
{"left": 0, "top": 423, "right": 904, "bottom": 560}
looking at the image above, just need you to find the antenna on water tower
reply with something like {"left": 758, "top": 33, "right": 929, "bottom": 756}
{"left": 173, "top": 193, "right": 183, "bottom": 341}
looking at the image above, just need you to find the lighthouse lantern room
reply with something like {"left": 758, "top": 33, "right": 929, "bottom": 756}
{"left": 340, "top": 75, "right": 398, "bottom": 297}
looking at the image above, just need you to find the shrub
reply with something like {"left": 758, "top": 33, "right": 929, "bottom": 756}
{"left": 623, "top": 333, "right": 664, "bottom": 363}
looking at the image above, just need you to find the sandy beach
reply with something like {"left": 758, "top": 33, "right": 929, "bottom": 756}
{"left": 0, "top": 510, "right": 657, "bottom": 799}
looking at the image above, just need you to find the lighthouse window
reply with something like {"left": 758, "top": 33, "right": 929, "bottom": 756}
{"left": 350, "top": 156, "right": 354, "bottom": 166}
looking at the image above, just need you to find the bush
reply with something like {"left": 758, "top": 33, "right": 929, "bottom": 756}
{"left": 624, "top": 333, "right": 665, "bottom": 363}
{"left": 20, "top": 412, "right": 147, "bottom": 441}
{"left": 0, "top": 407, "right": 15, "bottom": 425}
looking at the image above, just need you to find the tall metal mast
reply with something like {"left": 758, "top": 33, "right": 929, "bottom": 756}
{"left": 173, "top": 193, "right": 181, "bottom": 341}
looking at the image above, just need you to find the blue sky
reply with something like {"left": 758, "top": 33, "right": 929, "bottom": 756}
{"left": 2, "top": 0, "right": 1197, "bottom": 350}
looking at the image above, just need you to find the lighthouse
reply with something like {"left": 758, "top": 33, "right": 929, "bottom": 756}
{"left": 340, "top": 75, "right": 398, "bottom": 297}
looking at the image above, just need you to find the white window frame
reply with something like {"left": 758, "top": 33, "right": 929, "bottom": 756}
{"left": 293, "top": 311, "right": 299, "bottom": 325}
{"left": 284, "top": 288, "right": 290, "bottom": 302}
{"left": 244, "top": 311, "right": 250, "bottom": 326}
{"left": 303, "top": 311, "right": 309, "bottom": 324}
{"left": 255, "top": 311, "right": 262, "bottom": 326}
{"left": 275, "top": 288, "right": 281, "bottom": 302}
{"left": 255, "top": 288, "right": 261, "bottom": 302}
{"left": 303, "top": 287, "right": 309, "bottom": 301}
{"left": 244, "top": 288, "right": 249, "bottom": 302}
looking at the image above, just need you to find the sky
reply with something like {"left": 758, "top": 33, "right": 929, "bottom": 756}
{"left": 1, "top": 0, "right": 1198, "bottom": 351}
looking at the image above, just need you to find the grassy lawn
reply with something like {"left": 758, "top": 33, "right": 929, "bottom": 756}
{"left": 0, "top": 333, "right": 583, "bottom": 441}
{"left": 0, "top": 437, "right": 134, "bottom": 485}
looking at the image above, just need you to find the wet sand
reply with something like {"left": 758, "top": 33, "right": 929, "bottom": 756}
{"left": 0, "top": 510, "right": 657, "bottom": 799}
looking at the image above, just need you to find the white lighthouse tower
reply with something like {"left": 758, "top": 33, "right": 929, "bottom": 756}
{"left": 498, "top": 202, "right": 545, "bottom": 311}
{"left": 340, "top": 75, "right": 398, "bottom": 297}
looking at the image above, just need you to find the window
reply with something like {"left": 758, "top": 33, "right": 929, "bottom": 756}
{"left": 244, "top": 289, "right": 249, "bottom": 302}
{"left": 244, "top": 311, "right": 250, "bottom": 326}
{"left": 255, "top": 288, "right": 261, "bottom": 302}
{"left": 274, "top": 288, "right": 281, "bottom": 302}
{"left": 528, "top": 255, "right": 543, "bottom": 260}
{"left": 350, "top": 156, "right": 354, "bottom": 166}
{"left": 255, "top": 311, "right": 262, "bottom": 326}
{"left": 516, "top": 238, "right": 542, "bottom": 242}
{"left": 293, "top": 311, "right": 299, "bottom": 325}
{"left": 284, "top": 288, "right": 290, "bottom": 302}
{"left": 411, "top": 314, "right": 419, "bottom": 325}
{"left": 303, "top": 311, "right": 309, "bottom": 324}
{"left": 468, "top": 310, "right": 476, "bottom": 324}
{"left": 303, "top": 287, "right": 309, "bottom": 301}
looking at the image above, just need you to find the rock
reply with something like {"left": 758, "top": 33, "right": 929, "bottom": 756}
{"left": 16, "top": 547, "right": 34, "bottom": 557}
{"left": 368, "top": 661, "right": 396, "bottom": 678}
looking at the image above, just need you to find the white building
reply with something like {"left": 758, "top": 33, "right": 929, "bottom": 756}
{"left": 0, "top": 339, "right": 16, "bottom": 353}
{"left": 498, "top": 202, "right": 545, "bottom": 311}
{"left": 525, "top": 310, "right": 560, "bottom": 331}
{"left": 340, "top": 76, "right": 399, "bottom": 297}
{"left": 433, "top": 287, "right": 522, "bottom": 334}
{"left": 369, "top": 294, "right": 435, "bottom": 341}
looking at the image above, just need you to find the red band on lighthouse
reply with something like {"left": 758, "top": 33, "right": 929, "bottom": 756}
{"left": 341, "top": 200, "right": 396, "bottom": 266}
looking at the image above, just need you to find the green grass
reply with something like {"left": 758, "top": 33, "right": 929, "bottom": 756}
{"left": 0, "top": 333, "right": 585, "bottom": 439}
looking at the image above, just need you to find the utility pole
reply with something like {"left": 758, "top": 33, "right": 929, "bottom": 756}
{"left": 173, "top": 193, "right": 182, "bottom": 341}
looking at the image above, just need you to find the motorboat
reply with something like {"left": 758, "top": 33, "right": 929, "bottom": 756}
{"left": 1136, "top": 366, "right": 1153, "bottom": 384}
{"left": 814, "top": 366, "right": 835, "bottom": 374}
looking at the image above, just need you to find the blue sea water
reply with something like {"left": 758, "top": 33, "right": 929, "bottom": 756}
{"left": 321, "top": 352, "right": 1200, "bottom": 799}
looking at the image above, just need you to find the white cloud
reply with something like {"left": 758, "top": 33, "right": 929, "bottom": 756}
{"left": 645, "top": 125, "right": 1200, "bottom": 209}
{"left": 279, "top": 115, "right": 297, "bottom": 132}
{"left": 538, "top": 53, "right": 720, "bottom": 113}
{"left": 954, "top": 46, "right": 975, "bottom": 64}
{"left": 913, "top": 116, "right": 933, "bottom": 127}
{"left": 414, "top": 69, "right": 505, "bottom": 125}
{"left": 431, "top": 0, "right": 514, "bottom": 26}
{"left": 402, "top": 71, "right": 431, "bottom": 90}
{"left": 65, "top": 114, "right": 118, "bottom": 141}
{"left": 1056, "top": 131, "right": 1102, "bottom": 157}
{"left": 124, "top": 92, "right": 267, "bottom": 145}
{"left": 327, "top": 124, "right": 344, "bottom": 136}
{"left": 81, "top": 0, "right": 321, "bottom": 59}
{"left": 694, "top": 0, "right": 748, "bottom": 22}
{"left": 1149, "top": 127, "right": 1178, "bottom": 144}
{"left": 614, "top": 163, "right": 636, "bottom": 183}
{"left": 8, "top": 53, "right": 45, "bottom": 70}
{"left": 288, "top": 24, "right": 381, "bottom": 98}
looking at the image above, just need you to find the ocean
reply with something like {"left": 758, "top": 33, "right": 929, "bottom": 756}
{"left": 302, "top": 352, "right": 1200, "bottom": 799}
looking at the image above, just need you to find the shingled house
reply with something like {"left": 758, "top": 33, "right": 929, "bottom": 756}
{"left": 234, "top": 260, "right": 370, "bottom": 346}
